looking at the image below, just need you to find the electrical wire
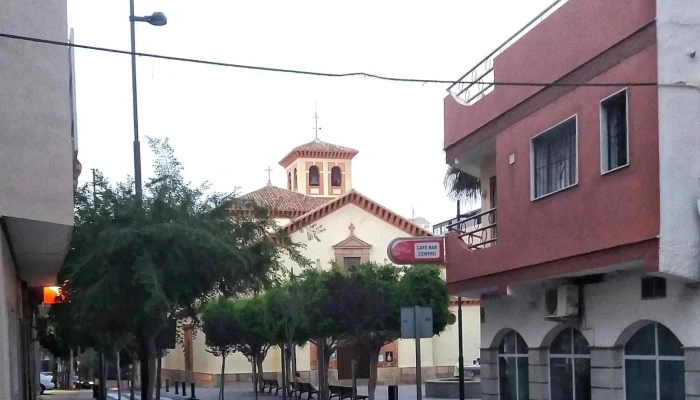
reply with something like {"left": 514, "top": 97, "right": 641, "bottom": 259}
{"left": 0, "top": 31, "right": 672, "bottom": 89}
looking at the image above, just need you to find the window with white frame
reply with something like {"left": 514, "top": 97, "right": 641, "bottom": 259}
{"left": 624, "top": 323, "right": 685, "bottom": 400}
{"left": 601, "top": 89, "right": 629, "bottom": 172}
{"left": 549, "top": 328, "right": 591, "bottom": 400}
{"left": 532, "top": 116, "right": 577, "bottom": 199}
{"left": 498, "top": 330, "right": 529, "bottom": 400}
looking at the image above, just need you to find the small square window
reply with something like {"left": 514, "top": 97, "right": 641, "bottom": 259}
{"left": 601, "top": 89, "right": 629, "bottom": 173}
{"left": 641, "top": 276, "right": 666, "bottom": 300}
{"left": 343, "top": 257, "right": 361, "bottom": 272}
{"left": 531, "top": 116, "right": 578, "bottom": 199}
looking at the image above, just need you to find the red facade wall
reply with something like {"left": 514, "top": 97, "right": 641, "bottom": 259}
{"left": 444, "top": 0, "right": 656, "bottom": 150}
{"left": 446, "top": 44, "right": 660, "bottom": 290}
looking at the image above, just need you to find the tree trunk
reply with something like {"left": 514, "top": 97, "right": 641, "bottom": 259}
{"left": 130, "top": 357, "right": 136, "bottom": 400}
{"left": 367, "top": 346, "right": 381, "bottom": 400}
{"left": 316, "top": 339, "right": 333, "bottom": 400}
{"left": 291, "top": 342, "right": 297, "bottom": 387}
{"left": 255, "top": 354, "right": 265, "bottom": 393}
{"left": 116, "top": 350, "right": 122, "bottom": 400}
{"left": 220, "top": 355, "right": 226, "bottom": 400}
{"left": 156, "top": 353, "right": 162, "bottom": 400}
{"left": 251, "top": 357, "right": 259, "bottom": 400}
{"left": 70, "top": 348, "right": 76, "bottom": 389}
{"left": 280, "top": 346, "right": 287, "bottom": 400}
{"left": 139, "top": 335, "right": 158, "bottom": 400}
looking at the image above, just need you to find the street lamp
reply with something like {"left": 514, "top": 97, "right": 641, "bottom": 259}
{"left": 129, "top": 1, "right": 167, "bottom": 200}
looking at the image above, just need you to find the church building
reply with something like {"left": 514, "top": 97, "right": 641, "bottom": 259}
{"left": 161, "top": 138, "right": 480, "bottom": 388}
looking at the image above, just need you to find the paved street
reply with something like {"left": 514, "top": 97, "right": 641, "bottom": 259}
{"left": 56, "top": 385, "right": 458, "bottom": 400}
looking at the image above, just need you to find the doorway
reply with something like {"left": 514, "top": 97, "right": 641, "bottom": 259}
{"left": 337, "top": 345, "right": 370, "bottom": 380}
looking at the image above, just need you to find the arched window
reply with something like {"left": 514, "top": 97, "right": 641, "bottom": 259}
{"left": 309, "top": 166, "right": 320, "bottom": 186}
{"left": 549, "top": 328, "right": 590, "bottom": 400}
{"left": 331, "top": 166, "right": 342, "bottom": 187}
{"left": 624, "top": 323, "right": 684, "bottom": 400}
{"left": 293, "top": 168, "right": 298, "bottom": 190}
{"left": 287, "top": 172, "right": 292, "bottom": 190}
{"left": 498, "top": 330, "right": 529, "bottom": 400}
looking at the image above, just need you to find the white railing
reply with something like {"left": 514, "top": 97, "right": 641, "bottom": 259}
{"left": 446, "top": 0, "right": 570, "bottom": 105}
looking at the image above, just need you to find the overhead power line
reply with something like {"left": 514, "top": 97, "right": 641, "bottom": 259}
{"left": 0, "top": 32, "right": 668, "bottom": 88}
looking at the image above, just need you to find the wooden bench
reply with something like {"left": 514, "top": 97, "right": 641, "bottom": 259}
{"left": 262, "top": 379, "right": 281, "bottom": 395}
{"left": 296, "top": 382, "right": 319, "bottom": 400}
{"left": 328, "top": 385, "right": 368, "bottom": 400}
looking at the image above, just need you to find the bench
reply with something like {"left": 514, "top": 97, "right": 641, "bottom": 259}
{"left": 262, "top": 378, "right": 281, "bottom": 395}
{"left": 296, "top": 382, "right": 319, "bottom": 400}
{"left": 329, "top": 385, "right": 368, "bottom": 400}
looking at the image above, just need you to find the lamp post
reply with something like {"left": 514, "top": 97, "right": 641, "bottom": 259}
{"left": 129, "top": 0, "right": 167, "bottom": 200}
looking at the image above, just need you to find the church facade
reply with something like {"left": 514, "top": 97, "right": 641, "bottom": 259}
{"left": 161, "top": 139, "right": 480, "bottom": 388}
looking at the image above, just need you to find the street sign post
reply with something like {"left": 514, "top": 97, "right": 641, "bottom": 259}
{"left": 387, "top": 237, "right": 445, "bottom": 265}
{"left": 401, "top": 306, "right": 433, "bottom": 400}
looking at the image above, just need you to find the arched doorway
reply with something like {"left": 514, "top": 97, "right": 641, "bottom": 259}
{"left": 549, "top": 327, "right": 590, "bottom": 400}
{"left": 498, "top": 330, "right": 529, "bottom": 400}
{"left": 624, "top": 322, "right": 684, "bottom": 400}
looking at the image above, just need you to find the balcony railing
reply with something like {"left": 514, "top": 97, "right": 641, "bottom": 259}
{"left": 446, "top": 0, "right": 570, "bottom": 105}
{"left": 446, "top": 208, "right": 497, "bottom": 250}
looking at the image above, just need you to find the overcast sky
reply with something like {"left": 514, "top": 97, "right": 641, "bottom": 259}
{"left": 68, "top": 0, "right": 554, "bottom": 224}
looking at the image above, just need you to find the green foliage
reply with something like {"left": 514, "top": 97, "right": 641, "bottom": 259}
{"left": 202, "top": 298, "right": 239, "bottom": 357}
{"left": 298, "top": 269, "right": 348, "bottom": 342}
{"left": 232, "top": 296, "right": 271, "bottom": 359}
{"left": 263, "top": 280, "right": 308, "bottom": 346}
{"left": 57, "top": 138, "right": 307, "bottom": 400}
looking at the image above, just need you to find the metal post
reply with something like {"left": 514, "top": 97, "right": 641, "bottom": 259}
{"left": 182, "top": 381, "right": 187, "bottom": 397}
{"left": 165, "top": 379, "right": 169, "bottom": 392}
{"left": 129, "top": 0, "right": 143, "bottom": 199}
{"left": 414, "top": 306, "right": 422, "bottom": 400}
{"left": 190, "top": 382, "right": 197, "bottom": 399}
{"left": 457, "top": 297, "right": 465, "bottom": 400}
{"left": 175, "top": 381, "right": 179, "bottom": 395}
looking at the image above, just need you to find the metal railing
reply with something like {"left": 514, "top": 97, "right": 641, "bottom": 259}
{"left": 432, "top": 211, "right": 479, "bottom": 236}
{"left": 446, "top": 208, "right": 497, "bottom": 250}
{"left": 446, "top": 0, "right": 570, "bottom": 105}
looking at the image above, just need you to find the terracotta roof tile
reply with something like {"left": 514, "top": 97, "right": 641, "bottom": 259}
{"left": 279, "top": 139, "right": 359, "bottom": 168}
{"left": 283, "top": 189, "right": 433, "bottom": 237}
{"left": 239, "top": 185, "right": 331, "bottom": 213}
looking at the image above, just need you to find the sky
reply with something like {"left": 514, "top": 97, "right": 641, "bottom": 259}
{"left": 68, "top": 0, "right": 554, "bottom": 225}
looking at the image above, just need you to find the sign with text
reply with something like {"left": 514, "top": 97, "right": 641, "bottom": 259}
{"left": 387, "top": 237, "right": 444, "bottom": 265}
{"left": 400, "top": 306, "right": 434, "bottom": 339}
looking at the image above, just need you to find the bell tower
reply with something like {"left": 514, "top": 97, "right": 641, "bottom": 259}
{"left": 279, "top": 138, "right": 358, "bottom": 198}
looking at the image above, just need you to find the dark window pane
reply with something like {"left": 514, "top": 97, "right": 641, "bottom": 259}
{"left": 516, "top": 357, "right": 529, "bottom": 400}
{"left": 500, "top": 331, "right": 516, "bottom": 354}
{"left": 515, "top": 333, "right": 528, "bottom": 355}
{"left": 499, "top": 356, "right": 528, "bottom": 400}
{"left": 625, "top": 324, "right": 655, "bottom": 355}
{"left": 574, "top": 358, "right": 591, "bottom": 400}
{"left": 659, "top": 360, "right": 685, "bottom": 400}
{"left": 604, "top": 91, "right": 628, "bottom": 170}
{"left": 532, "top": 118, "right": 577, "bottom": 198}
{"left": 331, "top": 166, "right": 342, "bottom": 187}
{"left": 657, "top": 325, "right": 683, "bottom": 356}
{"left": 343, "top": 257, "right": 361, "bottom": 271}
{"left": 573, "top": 330, "right": 590, "bottom": 355}
{"left": 551, "top": 328, "right": 573, "bottom": 355}
{"left": 309, "top": 166, "right": 320, "bottom": 186}
{"left": 550, "top": 358, "right": 573, "bottom": 400}
{"left": 625, "top": 359, "right": 656, "bottom": 400}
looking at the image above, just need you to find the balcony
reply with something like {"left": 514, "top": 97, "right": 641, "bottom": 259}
{"left": 446, "top": 0, "right": 570, "bottom": 105}
{"left": 445, "top": 208, "right": 497, "bottom": 250}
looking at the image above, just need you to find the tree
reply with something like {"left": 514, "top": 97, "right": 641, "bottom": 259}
{"left": 444, "top": 166, "right": 480, "bottom": 201}
{"left": 263, "top": 281, "right": 309, "bottom": 399}
{"left": 233, "top": 296, "right": 272, "bottom": 395}
{"left": 320, "top": 263, "right": 450, "bottom": 400}
{"left": 202, "top": 298, "right": 240, "bottom": 400}
{"left": 298, "top": 269, "right": 349, "bottom": 400}
{"left": 59, "top": 138, "right": 307, "bottom": 400}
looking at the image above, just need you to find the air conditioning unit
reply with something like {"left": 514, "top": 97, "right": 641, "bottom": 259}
{"left": 544, "top": 285, "right": 580, "bottom": 320}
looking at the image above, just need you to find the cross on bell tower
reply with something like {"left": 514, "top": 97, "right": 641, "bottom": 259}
{"left": 266, "top": 166, "right": 273, "bottom": 186}
{"left": 313, "top": 102, "right": 321, "bottom": 140}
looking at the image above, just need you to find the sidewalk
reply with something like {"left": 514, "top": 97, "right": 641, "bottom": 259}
{"left": 40, "top": 389, "right": 94, "bottom": 400}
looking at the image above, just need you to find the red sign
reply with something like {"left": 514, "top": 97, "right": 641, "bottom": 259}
{"left": 387, "top": 237, "right": 445, "bottom": 265}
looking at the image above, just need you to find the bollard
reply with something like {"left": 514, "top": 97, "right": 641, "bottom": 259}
{"left": 165, "top": 379, "right": 170, "bottom": 392}
{"left": 388, "top": 385, "right": 398, "bottom": 400}
{"left": 182, "top": 381, "right": 187, "bottom": 397}
{"left": 189, "top": 382, "right": 198, "bottom": 399}
{"left": 175, "top": 381, "right": 179, "bottom": 395}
